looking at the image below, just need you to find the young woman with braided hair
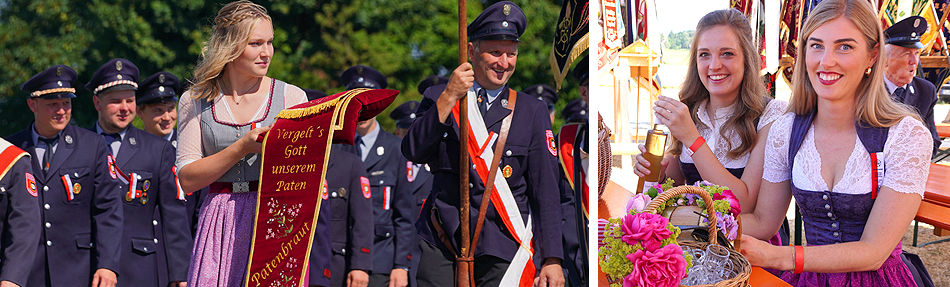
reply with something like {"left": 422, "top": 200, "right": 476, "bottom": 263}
{"left": 175, "top": 1, "right": 308, "bottom": 286}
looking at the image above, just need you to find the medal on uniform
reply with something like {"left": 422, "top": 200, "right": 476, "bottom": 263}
{"left": 546, "top": 130, "right": 557, "bottom": 156}
{"left": 73, "top": 183, "right": 81, "bottom": 194}
{"left": 143, "top": 180, "right": 150, "bottom": 192}
{"left": 65, "top": 135, "right": 73, "bottom": 144}
{"left": 377, "top": 146, "right": 384, "bottom": 156}
{"left": 502, "top": 165, "right": 513, "bottom": 178}
{"left": 140, "top": 195, "right": 148, "bottom": 204}
{"left": 108, "top": 155, "right": 117, "bottom": 179}
{"left": 406, "top": 161, "right": 414, "bottom": 182}
{"left": 130, "top": 137, "right": 137, "bottom": 146}
{"left": 338, "top": 187, "right": 346, "bottom": 198}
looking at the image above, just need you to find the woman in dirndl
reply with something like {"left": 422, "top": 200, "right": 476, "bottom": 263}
{"left": 738, "top": 0, "right": 932, "bottom": 286}
{"left": 175, "top": 1, "right": 307, "bottom": 286}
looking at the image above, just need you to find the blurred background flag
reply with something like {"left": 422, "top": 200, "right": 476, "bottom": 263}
{"left": 551, "top": 0, "right": 589, "bottom": 90}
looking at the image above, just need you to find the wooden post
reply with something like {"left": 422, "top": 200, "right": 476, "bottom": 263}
{"left": 456, "top": 1, "right": 472, "bottom": 287}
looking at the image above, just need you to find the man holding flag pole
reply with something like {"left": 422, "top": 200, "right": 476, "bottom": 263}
{"left": 402, "top": 1, "right": 565, "bottom": 286}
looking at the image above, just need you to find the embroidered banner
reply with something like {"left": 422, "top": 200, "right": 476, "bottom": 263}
{"left": 245, "top": 88, "right": 398, "bottom": 287}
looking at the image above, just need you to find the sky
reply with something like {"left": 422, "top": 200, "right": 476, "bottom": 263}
{"left": 653, "top": 0, "right": 729, "bottom": 34}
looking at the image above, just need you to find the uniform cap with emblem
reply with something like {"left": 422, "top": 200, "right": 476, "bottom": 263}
{"left": 417, "top": 75, "right": 448, "bottom": 95}
{"left": 467, "top": 1, "right": 527, "bottom": 42}
{"left": 21, "top": 65, "right": 79, "bottom": 99}
{"left": 562, "top": 98, "right": 588, "bottom": 123}
{"left": 303, "top": 88, "right": 329, "bottom": 101}
{"left": 884, "top": 16, "right": 928, "bottom": 49}
{"left": 389, "top": 101, "right": 421, "bottom": 129}
{"left": 523, "top": 84, "right": 557, "bottom": 110}
{"left": 136, "top": 71, "right": 181, "bottom": 106}
{"left": 85, "top": 58, "right": 140, "bottom": 95}
{"left": 341, "top": 65, "right": 388, "bottom": 90}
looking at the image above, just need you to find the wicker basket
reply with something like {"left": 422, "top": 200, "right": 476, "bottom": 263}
{"left": 611, "top": 185, "right": 752, "bottom": 287}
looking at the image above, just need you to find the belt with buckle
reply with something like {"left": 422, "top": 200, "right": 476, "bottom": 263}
{"left": 209, "top": 181, "right": 260, "bottom": 193}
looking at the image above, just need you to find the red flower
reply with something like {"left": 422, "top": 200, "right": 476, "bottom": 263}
{"left": 623, "top": 244, "right": 688, "bottom": 287}
{"left": 713, "top": 189, "right": 741, "bottom": 214}
{"left": 620, "top": 213, "right": 672, "bottom": 251}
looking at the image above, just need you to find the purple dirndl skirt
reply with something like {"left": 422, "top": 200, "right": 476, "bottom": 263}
{"left": 187, "top": 191, "right": 257, "bottom": 287}
{"left": 780, "top": 243, "right": 917, "bottom": 287}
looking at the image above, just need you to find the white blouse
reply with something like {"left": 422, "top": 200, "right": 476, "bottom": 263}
{"left": 763, "top": 113, "right": 932, "bottom": 197}
{"left": 679, "top": 98, "right": 789, "bottom": 169}
{"left": 175, "top": 83, "right": 308, "bottom": 169}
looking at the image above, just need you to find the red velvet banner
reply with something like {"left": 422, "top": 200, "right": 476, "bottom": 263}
{"left": 245, "top": 88, "right": 398, "bottom": 287}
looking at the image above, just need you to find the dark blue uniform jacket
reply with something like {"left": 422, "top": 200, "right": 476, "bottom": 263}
{"left": 402, "top": 84, "right": 563, "bottom": 262}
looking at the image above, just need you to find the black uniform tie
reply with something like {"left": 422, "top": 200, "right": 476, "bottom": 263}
{"left": 477, "top": 88, "right": 489, "bottom": 117}
{"left": 39, "top": 136, "right": 58, "bottom": 173}
{"left": 355, "top": 135, "right": 364, "bottom": 160}
{"left": 101, "top": 132, "right": 120, "bottom": 153}
{"left": 893, "top": 87, "right": 906, "bottom": 103}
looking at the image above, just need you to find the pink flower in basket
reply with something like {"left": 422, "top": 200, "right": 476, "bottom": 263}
{"left": 626, "top": 193, "right": 652, "bottom": 213}
{"left": 621, "top": 213, "right": 672, "bottom": 250}
{"left": 623, "top": 243, "right": 688, "bottom": 287}
{"left": 712, "top": 189, "right": 741, "bottom": 214}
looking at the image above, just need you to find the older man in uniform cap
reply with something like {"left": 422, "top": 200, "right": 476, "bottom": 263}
{"left": 338, "top": 66, "right": 414, "bottom": 287}
{"left": 85, "top": 59, "right": 191, "bottom": 287}
{"left": 0, "top": 138, "right": 41, "bottom": 287}
{"left": 883, "top": 16, "right": 942, "bottom": 157}
{"left": 137, "top": 71, "right": 207, "bottom": 240}
{"left": 8, "top": 65, "right": 123, "bottom": 287}
{"left": 402, "top": 1, "right": 565, "bottom": 286}
{"left": 524, "top": 84, "right": 559, "bottom": 124}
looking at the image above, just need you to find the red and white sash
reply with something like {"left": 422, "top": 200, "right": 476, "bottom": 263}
{"left": 452, "top": 90, "right": 535, "bottom": 286}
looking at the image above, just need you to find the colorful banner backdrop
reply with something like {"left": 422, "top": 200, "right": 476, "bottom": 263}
{"left": 245, "top": 88, "right": 398, "bottom": 287}
{"left": 602, "top": 0, "right": 621, "bottom": 49}
{"left": 780, "top": 0, "right": 803, "bottom": 84}
{"left": 551, "top": 0, "right": 589, "bottom": 90}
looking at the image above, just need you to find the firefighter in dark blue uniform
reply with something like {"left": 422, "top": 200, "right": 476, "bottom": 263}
{"left": 339, "top": 65, "right": 414, "bottom": 287}
{"left": 523, "top": 84, "right": 558, "bottom": 124}
{"left": 303, "top": 89, "right": 373, "bottom": 287}
{"left": 9, "top": 65, "right": 124, "bottom": 287}
{"left": 402, "top": 2, "right": 564, "bottom": 286}
{"left": 388, "top": 87, "right": 437, "bottom": 287}
{"left": 0, "top": 139, "right": 41, "bottom": 287}
{"left": 553, "top": 55, "right": 589, "bottom": 287}
{"left": 137, "top": 71, "right": 208, "bottom": 241}
{"left": 85, "top": 59, "right": 191, "bottom": 287}
{"left": 882, "top": 16, "right": 943, "bottom": 158}
{"left": 308, "top": 144, "right": 373, "bottom": 287}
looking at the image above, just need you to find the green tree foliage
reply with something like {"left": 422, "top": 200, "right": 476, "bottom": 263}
{"left": 661, "top": 30, "right": 694, "bottom": 50}
{"left": 0, "top": 0, "right": 582, "bottom": 136}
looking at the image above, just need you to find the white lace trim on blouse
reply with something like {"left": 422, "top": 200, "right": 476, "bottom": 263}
{"left": 680, "top": 99, "right": 789, "bottom": 169}
{"left": 175, "top": 82, "right": 308, "bottom": 169}
{"left": 763, "top": 113, "right": 931, "bottom": 197}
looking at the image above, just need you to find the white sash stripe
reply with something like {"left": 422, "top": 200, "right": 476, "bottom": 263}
{"left": 465, "top": 90, "right": 534, "bottom": 285}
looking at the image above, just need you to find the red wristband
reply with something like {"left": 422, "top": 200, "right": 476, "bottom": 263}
{"left": 794, "top": 245, "right": 804, "bottom": 274}
{"left": 688, "top": 136, "right": 705, "bottom": 154}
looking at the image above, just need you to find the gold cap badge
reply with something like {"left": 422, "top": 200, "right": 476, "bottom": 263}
{"left": 504, "top": 4, "right": 511, "bottom": 15}
{"left": 159, "top": 73, "right": 165, "bottom": 83}
{"left": 116, "top": 61, "right": 122, "bottom": 71}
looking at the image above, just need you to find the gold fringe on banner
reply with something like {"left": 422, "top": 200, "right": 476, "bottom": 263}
{"left": 276, "top": 88, "right": 371, "bottom": 120}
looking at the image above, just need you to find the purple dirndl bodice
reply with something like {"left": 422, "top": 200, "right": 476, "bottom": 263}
{"left": 778, "top": 111, "right": 917, "bottom": 287}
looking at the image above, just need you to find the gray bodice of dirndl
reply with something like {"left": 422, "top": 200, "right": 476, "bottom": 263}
{"left": 198, "top": 79, "right": 285, "bottom": 182}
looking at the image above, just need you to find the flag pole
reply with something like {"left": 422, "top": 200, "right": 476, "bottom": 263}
{"left": 456, "top": 0, "right": 473, "bottom": 286}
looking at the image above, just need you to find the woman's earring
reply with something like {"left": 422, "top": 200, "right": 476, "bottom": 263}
{"left": 865, "top": 67, "right": 872, "bottom": 76}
